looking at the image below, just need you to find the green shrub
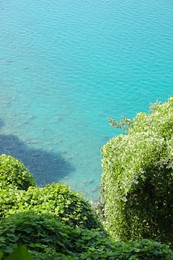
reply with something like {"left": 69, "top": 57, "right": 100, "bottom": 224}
{"left": 24, "top": 183, "right": 100, "bottom": 229}
{"left": 0, "top": 211, "right": 111, "bottom": 259}
{"left": 0, "top": 155, "right": 35, "bottom": 190}
{"left": 0, "top": 187, "right": 25, "bottom": 219}
{"left": 0, "top": 183, "right": 100, "bottom": 229}
{"left": 0, "top": 212, "right": 173, "bottom": 259}
{"left": 3, "top": 245, "right": 33, "bottom": 260}
{"left": 101, "top": 96, "right": 173, "bottom": 244}
{"left": 80, "top": 239, "right": 173, "bottom": 259}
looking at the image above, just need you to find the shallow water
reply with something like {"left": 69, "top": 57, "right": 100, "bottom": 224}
{"left": 0, "top": 0, "right": 173, "bottom": 201}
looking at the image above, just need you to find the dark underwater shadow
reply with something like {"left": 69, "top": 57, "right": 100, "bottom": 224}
{"left": 0, "top": 132, "right": 75, "bottom": 186}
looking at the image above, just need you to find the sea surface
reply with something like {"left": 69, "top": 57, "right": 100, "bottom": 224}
{"left": 0, "top": 0, "right": 173, "bottom": 201}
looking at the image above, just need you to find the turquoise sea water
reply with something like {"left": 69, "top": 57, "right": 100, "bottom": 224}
{"left": 0, "top": 0, "right": 173, "bottom": 201}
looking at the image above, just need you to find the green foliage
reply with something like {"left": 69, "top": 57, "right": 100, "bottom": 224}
{"left": 1, "top": 111, "right": 173, "bottom": 259}
{"left": 0, "top": 183, "right": 100, "bottom": 229}
{"left": 0, "top": 212, "right": 173, "bottom": 259}
{"left": 0, "top": 187, "right": 25, "bottom": 219}
{"left": 101, "top": 96, "right": 173, "bottom": 244}
{"left": 81, "top": 239, "right": 173, "bottom": 259}
{"left": 0, "top": 155, "right": 35, "bottom": 190}
{"left": 5, "top": 245, "right": 33, "bottom": 260}
{"left": 0, "top": 211, "right": 111, "bottom": 259}
{"left": 109, "top": 116, "right": 132, "bottom": 132}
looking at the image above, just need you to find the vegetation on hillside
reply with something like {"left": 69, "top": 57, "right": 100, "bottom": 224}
{"left": 1, "top": 97, "right": 173, "bottom": 258}
{"left": 0, "top": 155, "right": 35, "bottom": 190}
{"left": 0, "top": 184, "right": 100, "bottom": 229}
{"left": 101, "top": 96, "right": 173, "bottom": 244}
{"left": 0, "top": 211, "right": 173, "bottom": 259}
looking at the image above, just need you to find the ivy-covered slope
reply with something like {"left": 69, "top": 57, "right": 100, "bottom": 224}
{"left": 0, "top": 183, "right": 100, "bottom": 229}
{"left": 0, "top": 155, "right": 35, "bottom": 190}
{"left": 0, "top": 155, "right": 100, "bottom": 230}
{"left": 1, "top": 212, "right": 173, "bottom": 260}
{"left": 101, "top": 96, "right": 173, "bottom": 243}
{"left": 0, "top": 141, "right": 173, "bottom": 258}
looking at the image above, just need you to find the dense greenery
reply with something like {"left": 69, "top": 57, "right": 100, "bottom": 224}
{"left": 0, "top": 212, "right": 173, "bottom": 259}
{"left": 101, "top": 96, "right": 173, "bottom": 243}
{"left": 0, "top": 212, "right": 109, "bottom": 259}
{"left": 0, "top": 155, "right": 35, "bottom": 190}
{"left": 1, "top": 245, "right": 33, "bottom": 260}
{"left": 0, "top": 183, "right": 100, "bottom": 229}
{"left": 1, "top": 97, "right": 173, "bottom": 258}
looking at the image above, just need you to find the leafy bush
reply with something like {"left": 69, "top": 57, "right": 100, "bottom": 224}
{"left": 0, "top": 212, "right": 173, "bottom": 259}
{"left": 3, "top": 245, "right": 33, "bottom": 260}
{"left": 0, "top": 155, "right": 35, "bottom": 190}
{"left": 0, "top": 187, "right": 25, "bottom": 219}
{"left": 101, "top": 96, "right": 173, "bottom": 244}
{"left": 0, "top": 183, "right": 100, "bottom": 229}
{"left": 81, "top": 239, "right": 173, "bottom": 260}
{"left": 0, "top": 211, "right": 111, "bottom": 259}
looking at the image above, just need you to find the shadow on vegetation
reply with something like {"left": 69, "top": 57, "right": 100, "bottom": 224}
{"left": 0, "top": 121, "right": 74, "bottom": 186}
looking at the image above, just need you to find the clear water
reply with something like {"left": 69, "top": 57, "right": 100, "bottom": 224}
{"left": 0, "top": 0, "right": 173, "bottom": 201}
